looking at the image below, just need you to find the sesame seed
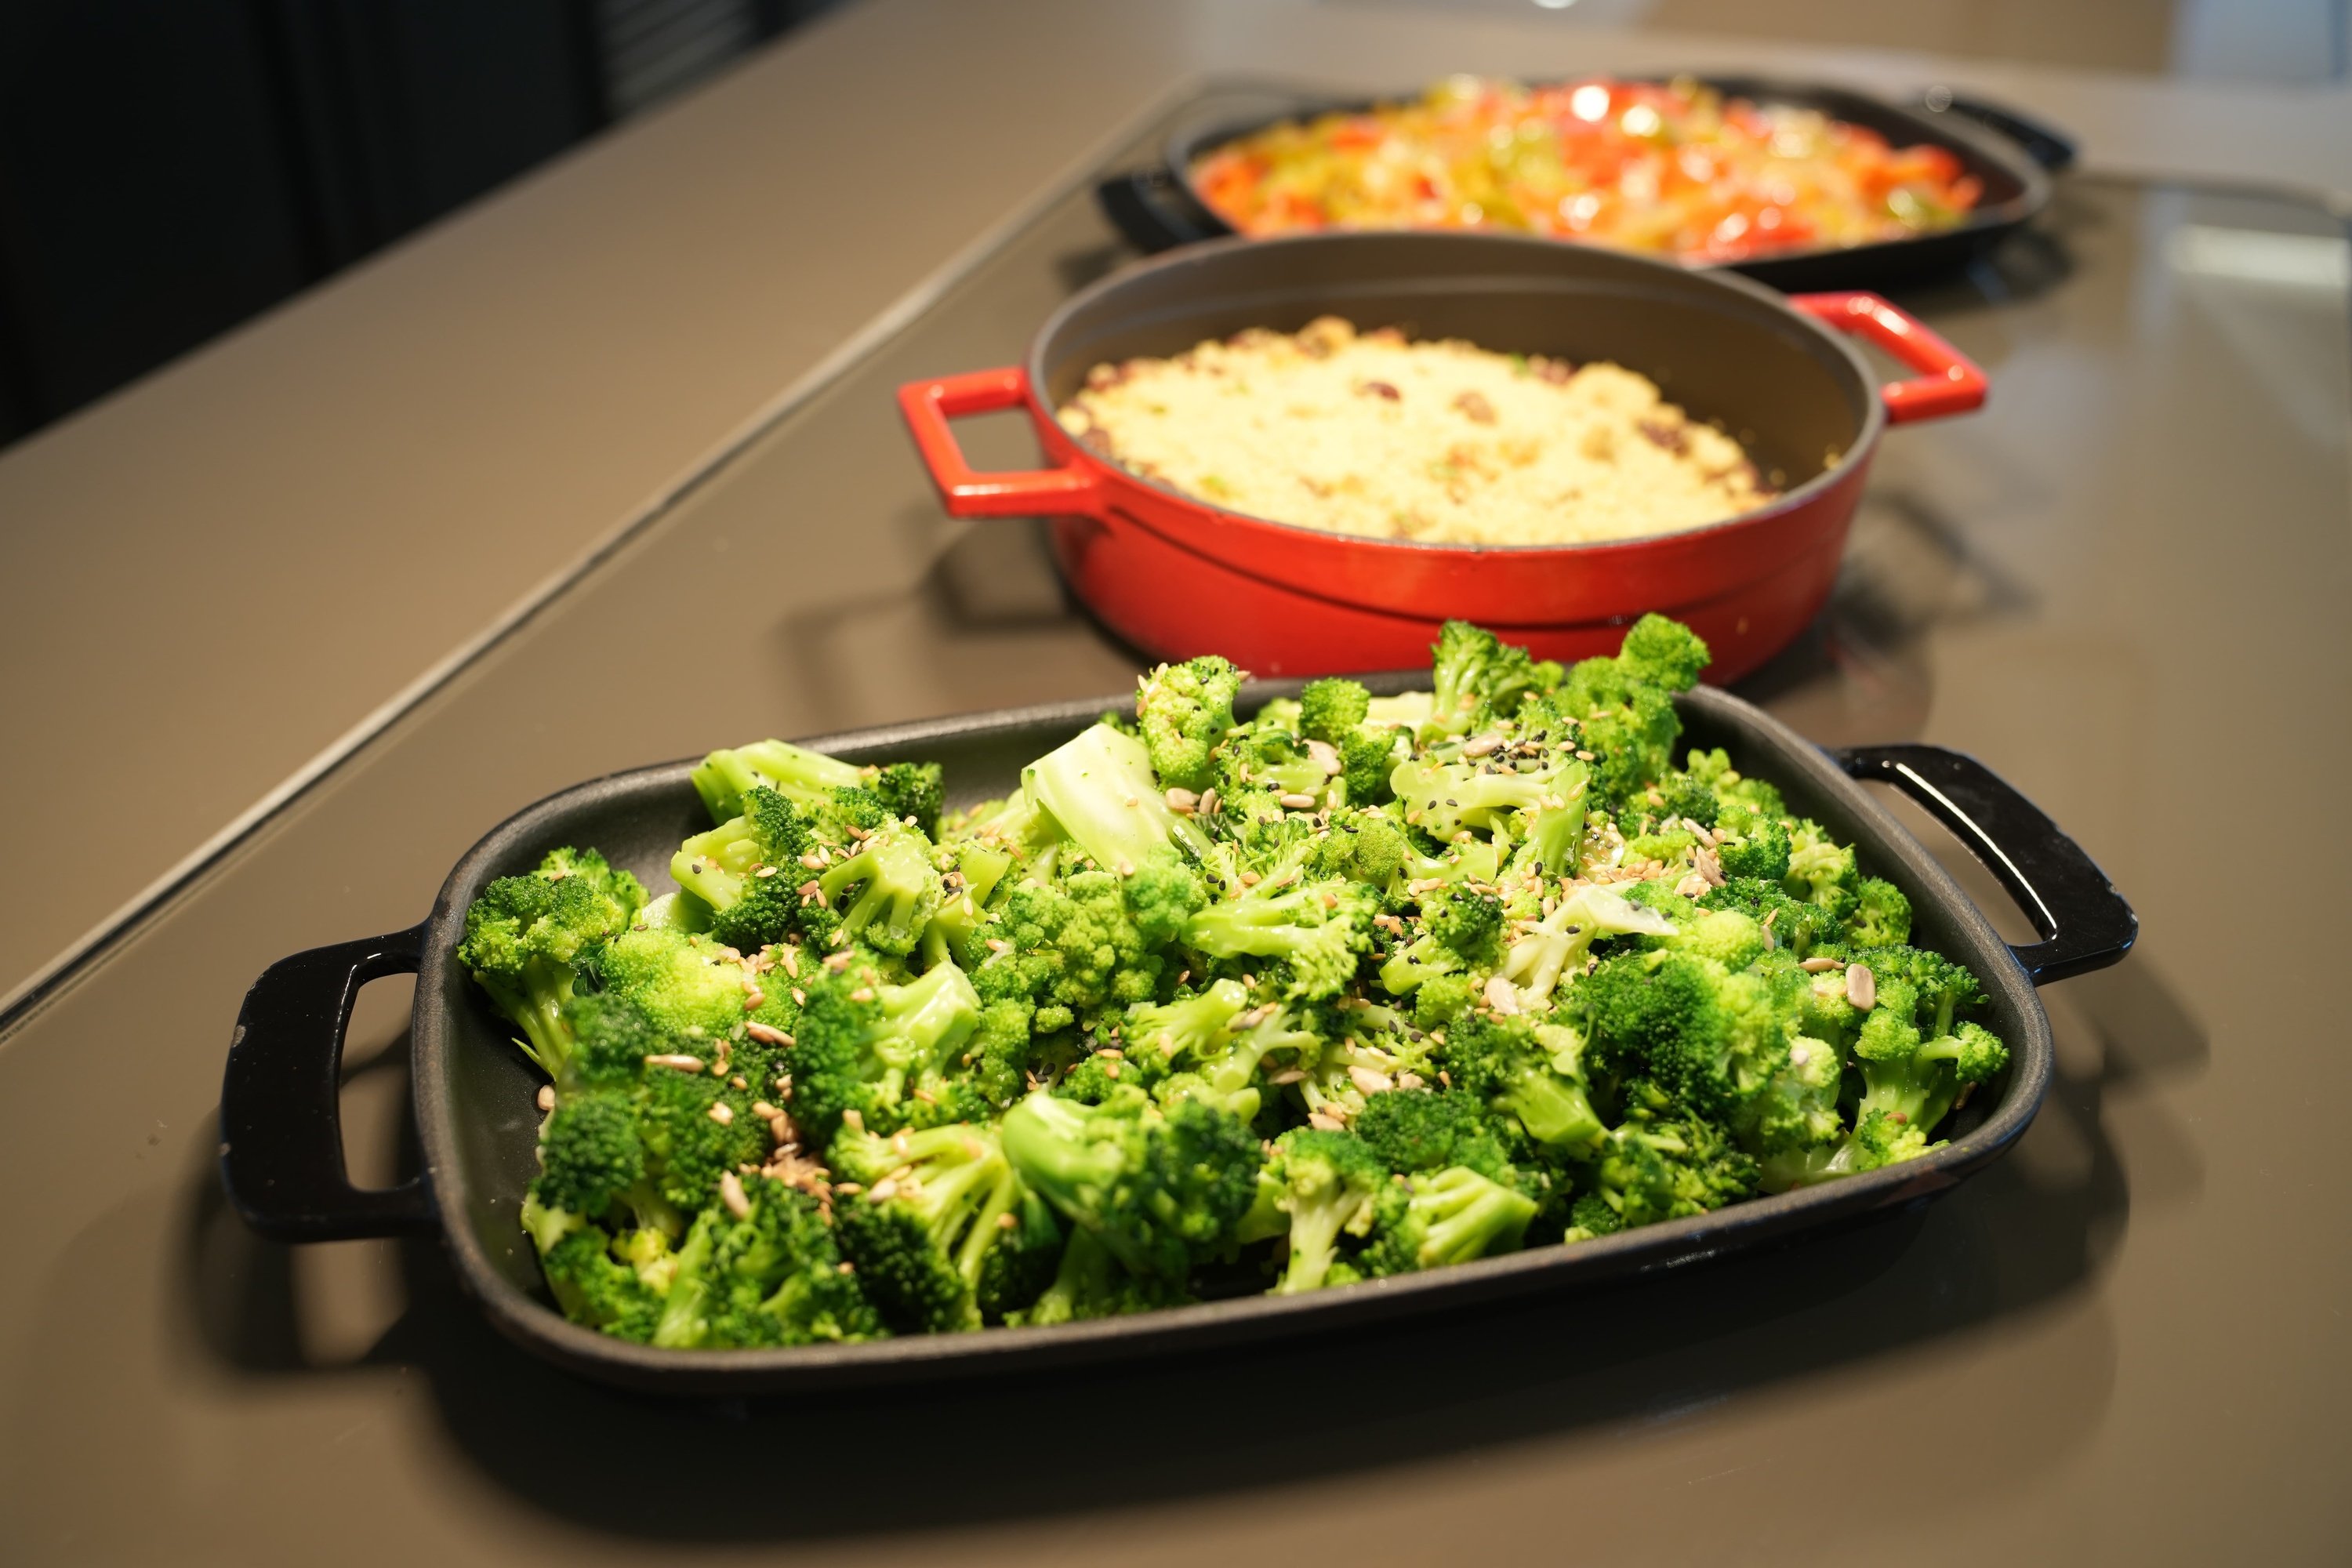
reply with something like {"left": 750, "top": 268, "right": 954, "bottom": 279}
{"left": 746, "top": 1022, "right": 793, "bottom": 1046}
{"left": 535, "top": 1085, "right": 555, "bottom": 1112}
{"left": 708, "top": 1103, "right": 735, "bottom": 1126}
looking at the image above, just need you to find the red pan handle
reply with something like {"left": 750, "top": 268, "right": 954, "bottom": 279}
{"left": 896, "top": 367, "right": 1105, "bottom": 517}
{"left": 1791, "top": 292, "right": 1987, "bottom": 425}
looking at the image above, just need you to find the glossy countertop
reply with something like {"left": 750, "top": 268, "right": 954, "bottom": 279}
{"left": 2, "top": 3, "right": 2350, "bottom": 1563}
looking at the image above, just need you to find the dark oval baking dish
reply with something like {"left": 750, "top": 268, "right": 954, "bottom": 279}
{"left": 220, "top": 681, "right": 2132, "bottom": 1396}
{"left": 1102, "top": 75, "right": 2073, "bottom": 292}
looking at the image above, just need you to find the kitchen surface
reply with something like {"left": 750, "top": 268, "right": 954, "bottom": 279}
{"left": 1, "top": 1, "right": 2347, "bottom": 1562}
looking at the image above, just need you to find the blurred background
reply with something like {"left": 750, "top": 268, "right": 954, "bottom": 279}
{"left": 0, "top": 0, "right": 2339, "bottom": 452}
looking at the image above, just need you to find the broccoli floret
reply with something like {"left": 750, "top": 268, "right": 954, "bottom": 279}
{"left": 1121, "top": 978, "right": 1251, "bottom": 1068}
{"left": 1352, "top": 1089, "right": 1519, "bottom": 1185}
{"left": 530, "top": 1218, "right": 666, "bottom": 1341}
{"left": 1490, "top": 882, "right": 1675, "bottom": 1010}
{"left": 1357, "top": 1166, "right": 1536, "bottom": 1275}
{"left": 672, "top": 786, "right": 827, "bottom": 951}
{"left": 690, "top": 738, "right": 867, "bottom": 822}
{"left": 1006, "top": 1227, "right": 1190, "bottom": 1326}
{"left": 1587, "top": 1079, "right": 1758, "bottom": 1227}
{"left": 1328, "top": 811, "right": 1410, "bottom": 887}
{"left": 1859, "top": 945, "right": 1988, "bottom": 1039}
{"left": 653, "top": 1176, "right": 886, "bottom": 1348}
{"left": 1429, "top": 621, "right": 1559, "bottom": 734}
{"left": 1134, "top": 656, "right": 1244, "bottom": 793}
{"left": 1254, "top": 1127, "right": 1387, "bottom": 1294}
{"left": 1298, "top": 677, "right": 1372, "bottom": 744}
{"left": 1711, "top": 802, "right": 1793, "bottom": 883}
{"left": 1843, "top": 877, "right": 1913, "bottom": 948}
{"left": 531, "top": 1092, "right": 647, "bottom": 1219}
{"left": 1158, "top": 1003, "right": 1320, "bottom": 1123}
{"left": 1027, "top": 721, "right": 1215, "bottom": 878}
{"left": 966, "top": 868, "right": 1188, "bottom": 1031}
{"left": 1389, "top": 750, "right": 1588, "bottom": 847}
{"left": 1338, "top": 725, "right": 1403, "bottom": 805}
{"left": 1576, "top": 949, "right": 1795, "bottom": 1120}
{"left": 1378, "top": 887, "right": 1503, "bottom": 995}
{"left": 785, "top": 961, "right": 983, "bottom": 1142}
{"left": 815, "top": 822, "right": 941, "bottom": 956}
{"left": 1700, "top": 877, "right": 1841, "bottom": 958}
{"left": 1729, "top": 1033, "right": 1846, "bottom": 1163}
{"left": 1185, "top": 869, "right": 1376, "bottom": 1000}
{"left": 1000, "top": 1091, "right": 1261, "bottom": 1280}
{"left": 873, "top": 761, "right": 946, "bottom": 837}
{"left": 1412, "top": 972, "right": 1474, "bottom": 1029}
{"left": 633, "top": 1065, "right": 771, "bottom": 1211}
{"left": 456, "top": 847, "right": 645, "bottom": 1076}
{"left": 596, "top": 925, "right": 755, "bottom": 1044}
{"left": 1784, "top": 826, "right": 1861, "bottom": 920}
{"left": 1541, "top": 614, "right": 1710, "bottom": 805}
{"left": 831, "top": 1122, "right": 1026, "bottom": 1334}
{"left": 1846, "top": 982, "right": 2009, "bottom": 1163}
{"left": 1437, "top": 1014, "right": 1606, "bottom": 1153}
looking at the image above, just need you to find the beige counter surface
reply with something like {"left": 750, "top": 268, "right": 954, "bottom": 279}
{"left": 1, "top": 4, "right": 2349, "bottom": 1563}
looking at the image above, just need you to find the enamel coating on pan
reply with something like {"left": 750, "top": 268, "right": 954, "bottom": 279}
{"left": 899, "top": 231, "right": 1984, "bottom": 680}
{"left": 222, "top": 680, "right": 2136, "bottom": 1396}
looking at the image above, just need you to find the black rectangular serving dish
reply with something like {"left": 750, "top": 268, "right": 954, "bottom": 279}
{"left": 221, "top": 680, "right": 2131, "bottom": 1394}
{"left": 1100, "top": 76, "right": 2074, "bottom": 292}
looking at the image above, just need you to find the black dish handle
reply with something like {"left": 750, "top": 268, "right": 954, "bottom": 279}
{"left": 1913, "top": 87, "right": 2078, "bottom": 174}
{"left": 1835, "top": 746, "right": 2134, "bottom": 985}
{"left": 220, "top": 924, "right": 437, "bottom": 1242}
{"left": 1097, "top": 167, "right": 1230, "bottom": 253}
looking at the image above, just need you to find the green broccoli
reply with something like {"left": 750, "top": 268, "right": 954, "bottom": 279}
{"left": 1254, "top": 1127, "right": 1387, "bottom": 1294}
{"left": 1436, "top": 1014, "right": 1606, "bottom": 1153}
{"left": 1843, "top": 877, "right": 1913, "bottom": 948}
{"left": 1185, "top": 866, "right": 1376, "bottom": 1000}
{"left": 653, "top": 1175, "right": 886, "bottom": 1348}
{"left": 1007, "top": 1227, "right": 1190, "bottom": 1327}
{"left": 830, "top": 1121, "right": 1030, "bottom": 1334}
{"left": 1378, "top": 887, "right": 1503, "bottom": 995}
{"left": 1000, "top": 1091, "right": 1261, "bottom": 1280}
{"left": 1586, "top": 1079, "right": 1759, "bottom": 1227}
{"left": 1134, "top": 656, "right": 1244, "bottom": 793}
{"left": 1298, "top": 677, "right": 1372, "bottom": 744}
{"left": 1357, "top": 1165, "right": 1536, "bottom": 1274}
{"left": 785, "top": 961, "right": 984, "bottom": 1142}
{"left": 456, "top": 847, "right": 645, "bottom": 1076}
{"left": 1429, "top": 620, "right": 1559, "bottom": 734}
{"left": 1352, "top": 1089, "right": 1519, "bottom": 1184}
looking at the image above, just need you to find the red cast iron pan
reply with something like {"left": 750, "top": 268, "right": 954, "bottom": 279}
{"left": 895, "top": 230, "right": 1984, "bottom": 681}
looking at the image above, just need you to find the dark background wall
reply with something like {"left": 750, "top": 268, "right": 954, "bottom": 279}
{"left": 0, "top": 0, "right": 841, "bottom": 451}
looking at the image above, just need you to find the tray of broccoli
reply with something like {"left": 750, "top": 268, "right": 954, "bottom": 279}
{"left": 221, "top": 615, "right": 2134, "bottom": 1392}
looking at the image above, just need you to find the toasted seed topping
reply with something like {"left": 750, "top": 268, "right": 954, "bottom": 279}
{"left": 1846, "top": 963, "right": 1877, "bottom": 1011}
{"left": 1799, "top": 955, "right": 1838, "bottom": 973}
{"left": 707, "top": 1102, "right": 735, "bottom": 1126}
{"left": 996, "top": 1210, "right": 1018, "bottom": 1230}
{"left": 1266, "top": 1068, "right": 1307, "bottom": 1085}
{"left": 1279, "top": 792, "right": 1317, "bottom": 810}
{"left": 869, "top": 1179, "right": 898, "bottom": 1202}
{"left": 1674, "top": 873, "right": 1711, "bottom": 899}
{"left": 841, "top": 1109, "right": 864, "bottom": 1131}
{"left": 718, "top": 1171, "right": 752, "bottom": 1218}
{"left": 535, "top": 1085, "right": 555, "bottom": 1112}
{"left": 746, "top": 1022, "right": 793, "bottom": 1047}
{"left": 742, "top": 987, "right": 766, "bottom": 1010}
{"left": 1461, "top": 734, "right": 1503, "bottom": 757}
{"left": 1483, "top": 975, "right": 1521, "bottom": 1016}
{"left": 644, "top": 1053, "right": 706, "bottom": 1072}
{"left": 1307, "top": 1112, "right": 1348, "bottom": 1132}
{"left": 1397, "top": 1072, "right": 1426, "bottom": 1091}
{"left": 1166, "top": 787, "right": 1200, "bottom": 814}
{"left": 1304, "top": 738, "right": 1344, "bottom": 775}
{"left": 1348, "top": 1064, "right": 1395, "bottom": 1095}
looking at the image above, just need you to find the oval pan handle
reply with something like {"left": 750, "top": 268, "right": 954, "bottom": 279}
{"left": 1791, "top": 292, "right": 1988, "bottom": 425}
{"left": 897, "top": 368, "right": 1106, "bottom": 519}
{"left": 220, "top": 925, "right": 437, "bottom": 1241}
{"left": 1915, "top": 87, "right": 2078, "bottom": 173}
{"left": 1836, "top": 746, "right": 2136, "bottom": 985}
{"left": 1096, "top": 168, "right": 1229, "bottom": 252}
